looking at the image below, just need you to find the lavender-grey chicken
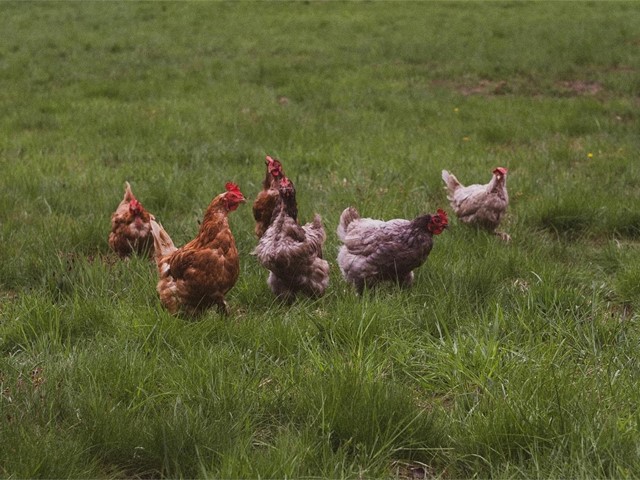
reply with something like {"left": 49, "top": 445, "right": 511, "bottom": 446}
{"left": 337, "top": 206, "right": 448, "bottom": 294}
{"left": 253, "top": 177, "right": 329, "bottom": 301}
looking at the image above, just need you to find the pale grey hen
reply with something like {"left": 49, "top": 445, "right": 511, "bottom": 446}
{"left": 442, "top": 167, "right": 510, "bottom": 241}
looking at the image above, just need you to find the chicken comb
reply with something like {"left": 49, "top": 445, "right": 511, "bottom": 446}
{"left": 493, "top": 167, "right": 508, "bottom": 176}
{"left": 225, "top": 182, "right": 242, "bottom": 195}
{"left": 129, "top": 198, "right": 142, "bottom": 211}
{"left": 436, "top": 208, "right": 449, "bottom": 224}
{"left": 280, "top": 177, "right": 292, "bottom": 188}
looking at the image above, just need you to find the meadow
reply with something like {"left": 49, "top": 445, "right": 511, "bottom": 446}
{"left": 1, "top": 1, "right": 640, "bottom": 478}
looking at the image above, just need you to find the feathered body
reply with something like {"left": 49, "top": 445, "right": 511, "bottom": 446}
{"left": 108, "top": 182, "right": 154, "bottom": 258}
{"left": 150, "top": 183, "right": 245, "bottom": 316}
{"left": 441, "top": 167, "right": 509, "bottom": 240}
{"left": 337, "top": 207, "right": 448, "bottom": 293}
{"left": 254, "top": 177, "right": 329, "bottom": 300}
{"left": 253, "top": 155, "right": 285, "bottom": 238}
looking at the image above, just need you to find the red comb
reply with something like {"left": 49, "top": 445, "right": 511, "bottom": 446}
{"left": 225, "top": 182, "right": 242, "bottom": 194}
{"left": 494, "top": 167, "right": 508, "bottom": 175}
{"left": 436, "top": 208, "right": 449, "bottom": 224}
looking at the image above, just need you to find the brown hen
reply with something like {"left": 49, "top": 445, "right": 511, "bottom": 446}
{"left": 150, "top": 183, "right": 245, "bottom": 316}
{"left": 253, "top": 155, "right": 285, "bottom": 238}
{"left": 108, "top": 181, "right": 154, "bottom": 258}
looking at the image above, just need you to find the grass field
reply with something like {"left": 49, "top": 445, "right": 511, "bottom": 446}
{"left": 1, "top": 1, "right": 640, "bottom": 478}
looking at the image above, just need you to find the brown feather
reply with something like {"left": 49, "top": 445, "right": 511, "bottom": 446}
{"left": 151, "top": 188, "right": 244, "bottom": 316}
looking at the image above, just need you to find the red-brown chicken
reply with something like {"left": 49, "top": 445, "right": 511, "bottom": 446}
{"left": 337, "top": 207, "right": 448, "bottom": 294}
{"left": 253, "top": 155, "right": 285, "bottom": 238}
{"left": 253, "top": 177, "right": 329, "bottom": 300}
{"left": 442, "top": 167, "right": 510, "bottom": 241}
{"left": 108, "top": 181, "right": 154, "bottom": 258}
{"left": 150, "top": 182, "right": 245, "bottom": 316}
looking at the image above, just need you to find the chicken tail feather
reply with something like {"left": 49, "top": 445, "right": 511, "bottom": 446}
{"left": 124, "top": 181, "right": 135, "bottom": 202}
{"left": 442, "top": 169, "right": 461, "bottom": 190}
{"left": 337, "top": 207, "right": 360, "bottom": 241}
{"left": 441, "top": 170, "right": 462, "bottom": 203}
{"left": 311, "top": 213, "right": 323, "bottom": 230}
{"left": 150, "top": 218, "right": 177, "bottom": 261}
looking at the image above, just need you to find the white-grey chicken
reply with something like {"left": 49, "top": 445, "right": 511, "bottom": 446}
{"left": 442, "top": 167, "right": 510, "bottom": 241}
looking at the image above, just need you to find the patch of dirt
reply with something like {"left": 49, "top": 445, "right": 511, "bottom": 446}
{"left": 57, "top": 250, "right": 119, "bottom": 268}
{"left": 556, "top": 80, "right": 603, "bottom": 96}
{"left": 433, "top": 77, "right": 611, "bottom": 98}
{"left": 609, "top": 302, "right": 634, "bottom": 321}
{"left": 0, "top": 290, "right": 19, "bottom": 302}
{"left": 0, "top": 290, "right": 20, "bottom": 314}
{"left": 391, "top": 461, "right": 441, "bottom": 480}
{"left": 457, "top": 79, "right": 510, "bottom": 96}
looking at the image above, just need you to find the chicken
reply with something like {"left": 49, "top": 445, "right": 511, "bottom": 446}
{"left": 441, "top": 167, "right": 510, "bottom": 241}
{"left": 150, "top": 182, "right": 245, "bottom": 316}
{"left": 253, "top": 177, "right": 329, "bottom": 300}
{"left": 108, "top": 181, "right": 154, "bottom": 258}
{"left": 337, "top": 207, "right": 448, "bottom": 294}
{"left": 253, "top": 155, "right": 285, "bottom": 238}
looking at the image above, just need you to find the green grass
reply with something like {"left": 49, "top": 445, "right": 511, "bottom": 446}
{"left": 1, "top": 1, "right": 640, "bottom": 477}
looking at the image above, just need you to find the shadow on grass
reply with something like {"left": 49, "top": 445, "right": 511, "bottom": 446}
{"left": 538, "top": 204, "right": 640, "bottom": 241}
